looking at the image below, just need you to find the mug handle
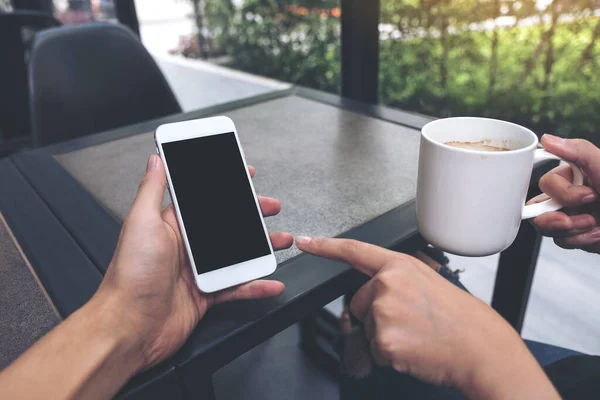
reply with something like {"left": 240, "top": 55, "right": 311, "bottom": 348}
{"left": 521, "top": 149, "right": 584, "bottom": 220}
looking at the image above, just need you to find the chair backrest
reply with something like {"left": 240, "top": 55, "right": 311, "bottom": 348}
{"left": 29, "top": 23, "right": 181, "bottom": 147}
{"left": 0, "top": 11, "right": 60, "bottom": 144}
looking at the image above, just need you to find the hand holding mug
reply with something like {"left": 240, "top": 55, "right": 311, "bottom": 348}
{"left": 529, "top": 135, "right": 600, "bottom": 253}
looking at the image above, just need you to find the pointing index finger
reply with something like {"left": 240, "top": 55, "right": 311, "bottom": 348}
{"left": 295, "top": 236, "right": 394, "bottom": 277}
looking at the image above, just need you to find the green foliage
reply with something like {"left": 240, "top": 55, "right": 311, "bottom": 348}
{"left": 204, "top": 0, "right": 236, "bottom": 49}
{"left": 197, "top": 0, "right": 600, "bottom": 144}
{"left": 380, "top": 12, "right": 600, "bottom": 142}
{"left": 217, "top": 0, "right": 341, "bottom": 92}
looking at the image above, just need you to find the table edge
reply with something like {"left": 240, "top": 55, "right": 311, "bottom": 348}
{"left": 23, "top": 86, "right": 431, "bottom": 158}
{"left": 0, "top": 159, "right": 102, "bottom": 317}
{"left": 36, "top": 89, "right": 295, "bottom": 156}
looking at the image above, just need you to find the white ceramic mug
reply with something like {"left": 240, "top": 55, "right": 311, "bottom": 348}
{"left": 416, "top": 117, "right": 584, "bottom": 257}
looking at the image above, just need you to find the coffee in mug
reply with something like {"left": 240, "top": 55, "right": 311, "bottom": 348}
{"left": 417, "top": 117, "right": 583, "bottom": 257}
{"left": 444, "top": 141, "right": 509, "bottom": 152}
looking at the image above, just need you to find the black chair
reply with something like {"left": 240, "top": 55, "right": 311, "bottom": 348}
{"left": 29, "top": 23, "right": 181, "bottom": 147}
{"left": 0, "top": 11, "right": 60, "bottom": 154}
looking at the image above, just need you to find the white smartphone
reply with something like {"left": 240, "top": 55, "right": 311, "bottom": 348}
{"left": 154, "top": 116, "right": 277, "bottom": 293}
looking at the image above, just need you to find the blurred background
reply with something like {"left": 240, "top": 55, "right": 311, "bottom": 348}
{"left": 9, "top": 0, "right": 593, "bottom": 143}
{"left": 3, "top": 0, "right": 598, "bottom": 144}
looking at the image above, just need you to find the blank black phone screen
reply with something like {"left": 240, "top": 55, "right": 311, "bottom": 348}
{"left": 162, "top": 132, "right": 271, "bottom": 275}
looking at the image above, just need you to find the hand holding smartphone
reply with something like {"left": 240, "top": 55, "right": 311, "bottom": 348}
{"left": 155, "top": 116, "right": 277, "bottom": 293}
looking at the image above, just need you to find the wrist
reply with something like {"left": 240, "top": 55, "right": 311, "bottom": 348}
{"left": 459, "top": 338, "right": 559, "bottom": 400}
{"left": 84, "top": 291, "right": 147, "bottom": 377}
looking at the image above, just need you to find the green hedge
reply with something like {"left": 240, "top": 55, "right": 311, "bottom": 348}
{"left": 219, "top": 0, "right": 341, "bottom": 93}
{"left": 380, "top": 21, "right": 600, "bottom": 143}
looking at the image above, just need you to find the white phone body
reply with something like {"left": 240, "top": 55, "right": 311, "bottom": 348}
{"left": 155, "top": 116, "right": 277, "bottom": 293}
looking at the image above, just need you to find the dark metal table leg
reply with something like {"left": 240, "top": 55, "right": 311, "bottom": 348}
{"left": 491, "top": 159, "right": 558, "bottom": 333}
{"left": 491, "top": 221, "right": 542, "bottom": 333}
{"left": 299, "top": 310, "right": 342, "bottom": 379}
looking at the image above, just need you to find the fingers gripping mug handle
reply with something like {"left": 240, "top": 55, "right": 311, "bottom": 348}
{"left": 522, "top": 149, "right": 584, "bottom": 220}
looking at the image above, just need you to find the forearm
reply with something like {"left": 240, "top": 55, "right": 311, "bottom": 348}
{"left": 0, "top": 293, "right": 143, "bottom": 400}
{"left": 461, "top": 342, "right": 560, "bottom": 400}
